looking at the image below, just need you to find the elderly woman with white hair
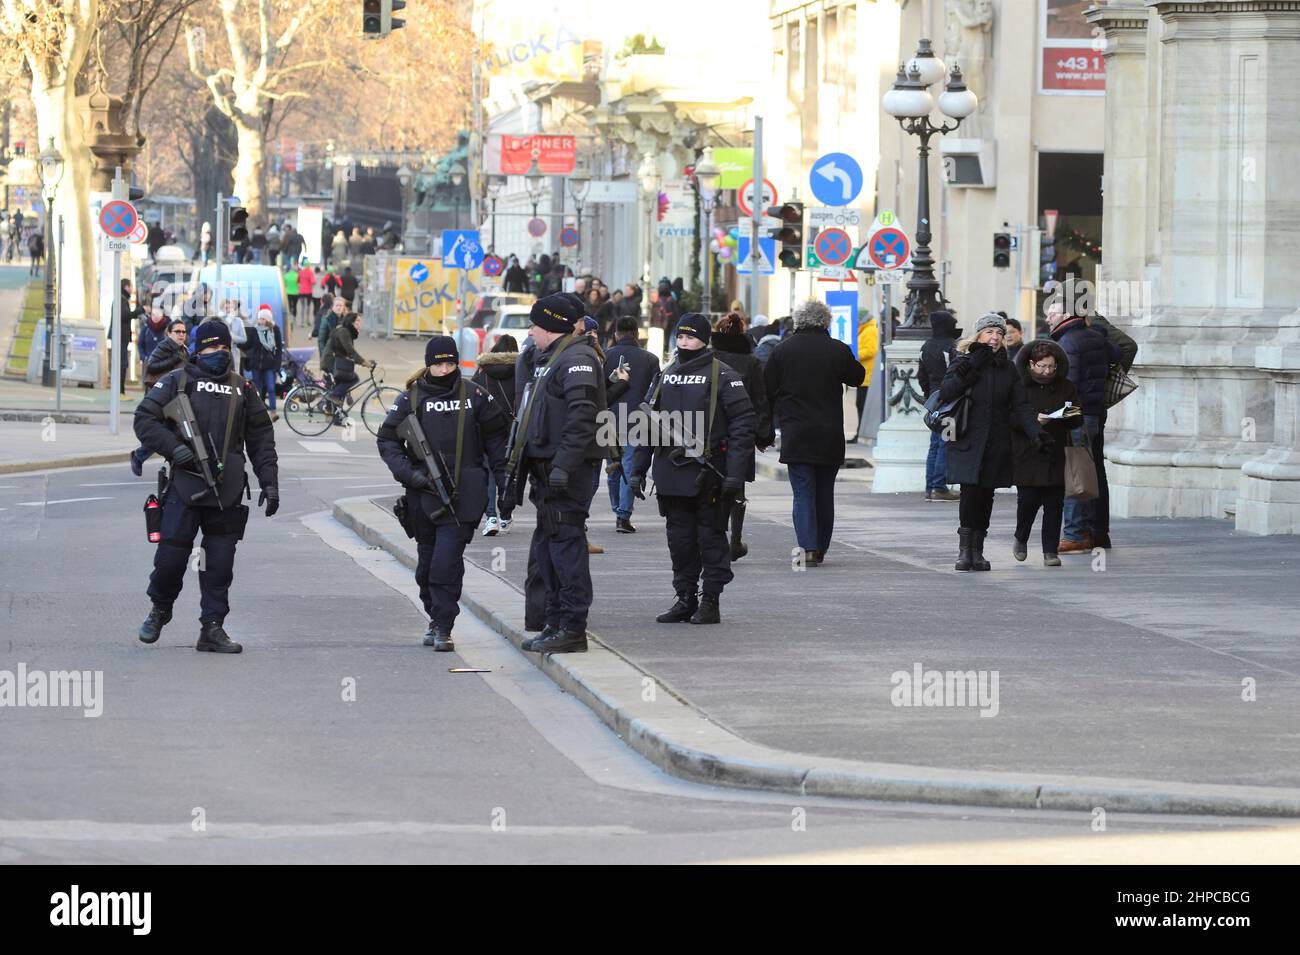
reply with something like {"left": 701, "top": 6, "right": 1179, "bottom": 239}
{"left": 762, "top": 299, "right": 866, "bottom": 566}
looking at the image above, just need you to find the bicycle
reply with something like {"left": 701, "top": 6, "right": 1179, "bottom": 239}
{"left": 283, "top": 361, "right": 401, "bottom": 438}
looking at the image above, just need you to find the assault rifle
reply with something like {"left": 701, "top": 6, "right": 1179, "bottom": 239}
{"left": 162, "top": 392, "right": 223, "bottom": 510}
{"left": 397, "top": 413, "right": 460, "bottom": 526}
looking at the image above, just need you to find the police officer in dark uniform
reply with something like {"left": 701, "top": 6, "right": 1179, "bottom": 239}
{"left": 629, "top": 315, "right": 755, "bottom": 625}
{"left": 377, "top": 335, "right": 510, "bottom": 650}
{"left": 504, "top": 293, "right": 606, "bottom": 654}
{"left": 134, "top": 319, "right": 279, "bottom": 653}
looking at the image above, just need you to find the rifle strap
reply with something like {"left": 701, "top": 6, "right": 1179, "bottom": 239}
{"left": 219, "top": 370, "right": 243, "bottom": 476}
{"left": 507, "top": 332, "right": 577, "bottom": 474}
{"left": 407, "top": 378, "right": 468, "bottom": 499}
{"left": 647, "top": 357, "right": 721, "bottom": 447}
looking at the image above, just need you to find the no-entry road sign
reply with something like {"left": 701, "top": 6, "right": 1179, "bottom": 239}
{"left": 738, "top": 178, "right": 777, "bottom": 218}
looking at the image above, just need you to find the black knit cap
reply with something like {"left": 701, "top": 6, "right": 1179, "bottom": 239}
{"left": 675, "top": 313, "right": 711, "bottom": 346}
{"left": 530, "top": 292, "right": 582, "bottom": 333}
{"left": 424, "top": 334, "right": 459, "bottom": 366}
{"left": 193, "top": 319, "right": 231, "bottom": 351}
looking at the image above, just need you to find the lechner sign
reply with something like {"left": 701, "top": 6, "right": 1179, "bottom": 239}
{"left": 488, "top": 134, "right": 577, "bottom": 175}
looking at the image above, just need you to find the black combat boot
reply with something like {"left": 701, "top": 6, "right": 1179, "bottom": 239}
{"left": 138, "top": 605, "right": 172, "bottom": 644}
{"left": 955, "top": 527, "right": 975, "bottom": 572}
{"left": 196, "top": 620, "right": 243, "bottom": 654}
{"left": 422, "top": 621, "right": 453, "bottom": 650}
{"left": 531, "top": 628, "right": 588, "bottom": 654}
{"left": 656, "top": 593, "right": 698, "bottom": 623}
{"left": 522, "top": 624, "right": 558, "bottom": 651}
{"left": 689, "top": 593, "right": 721, "bottom": 625}
{"left": 972, "top": 530, "right": 991, "bottom": 571}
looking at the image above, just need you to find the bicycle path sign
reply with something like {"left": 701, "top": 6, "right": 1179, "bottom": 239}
{"left": 441, "top": 230, "right": 484, "bottom": 270}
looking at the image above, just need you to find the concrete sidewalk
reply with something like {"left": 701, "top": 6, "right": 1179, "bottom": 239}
{"left": 335, "top": 475, "right": 1300, "bottom": 815}
{"left": 0, "top": 418, "right": 138, "bottom": 473}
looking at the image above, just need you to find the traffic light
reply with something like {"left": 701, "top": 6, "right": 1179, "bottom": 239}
{"left": 1040, "top": 231, "right": 1057, "bottom": 286}
{"left": 362, "top": 0, "right": 381, "bottom": 36}
{"left": 229, "top": 205, "right": 249, "bottom": 245}
{"left": 766, "top": 201, "right": 803, "bottom": 270}
{"left": 993, "top": 232, "right": 1011, "bottom": 269}
{"left": 128, "top": 186, "right": 146, "bottom": 202}
{"left": 385, "top": 0, "right": 406, "bottom": 33}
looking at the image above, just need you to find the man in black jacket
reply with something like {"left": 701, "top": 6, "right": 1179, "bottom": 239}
{"left": 762, "top": 300, "right": 865, "bottom": 566}
{"left": 133, "top": 320, "right": 279, "bottom": 653}
{"left": 629, "top": 315, "right": 755, "bottom": 624}
{"left": 508, "top": 293, "right": 606, "bottom": 654}
{"left": 1048, "top": 302, "right": 1122, "bottom": 552}
{"left": 603, "top": 317, "right": 660, "bottom": 532}
{"left": 918, "top": 310, "right": 961, "bottom": 501}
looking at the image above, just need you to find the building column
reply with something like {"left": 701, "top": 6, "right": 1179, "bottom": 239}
{"left": 1102, "top": 0, "right": 1300, "bottom": 528}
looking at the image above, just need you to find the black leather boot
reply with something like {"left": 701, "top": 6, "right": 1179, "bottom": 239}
{"left": 689, "top": 593, "right": 721, "bottom": 625}
{"left": 955, "top": 528, "right": 975, "bottom": 572}
{"left": 656, "top": 593, "right": 698, "bottom": 623}
{"left": 138, "top": 605, "right": 172, "bottom": 644}
{"left": 972, "top": 530, "right": 991, "bottom": 571}
{"left": 196, "top": 620, "right": 243, "bottom": 654}
{"left": 432, "top": 628, "right": 454, "bottom": 652}
{"left": 531, "top": 628, "right": 588, "bottom": 654}
{"left": 521, "top": 624, "right": 558, "bottom": 651}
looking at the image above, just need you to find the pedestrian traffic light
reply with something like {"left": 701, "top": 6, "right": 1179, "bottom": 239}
{"left": 362, "top": 0, "right": 381, "bottom": 36}
{"left": 383, "top": 0, "right": 405, "bottom": 34}
{"left": 766, "top": 202, "right": 803, "bottom": 270}
{"left": 229, "top": 205, "right": 249, "bottom": 245}
{"left": 993, "top": 232, "right": 1011, "bottom": 269}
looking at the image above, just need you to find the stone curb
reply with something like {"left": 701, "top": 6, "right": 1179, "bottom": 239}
{"left": 332, "top": 494, "right": 1300, "bottom": 818}
{"left": 0, "top": 411, "right": 93, "bottom": 424}
{"left": 0, "top": 450, "right": 129, "bottom": 474}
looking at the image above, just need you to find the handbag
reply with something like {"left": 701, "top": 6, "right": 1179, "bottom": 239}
{"left": 1105, "top": 364, "right": 1138, "bottom": 408}
{"left": 923, "top": 388, "right": 971, "bottom": 438}
{"left": 1065, "top": 442, "right": 1099, "bottom": 501}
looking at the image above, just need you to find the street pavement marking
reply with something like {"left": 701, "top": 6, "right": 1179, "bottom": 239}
{"left": 298, "top": 440, "right": 349, "bottom": 454}
{"left": 344, "top": 484, "right": 396, "bottom": 489}
{"left": 0, "top": 819, "right": 643, "bottom": 841}
{"left": 16, "top": 496, "right": 114, "bottom": 506}
{"left": 80, "top": 481, "right": 147, "bottom": 487}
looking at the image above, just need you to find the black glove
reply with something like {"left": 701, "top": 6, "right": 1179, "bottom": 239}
{"left": 547, "top": 466, "right": 569, "bottom": 490}
{"left": 258, "top": 485, "right": 279, "bottom": 517}
{"left": 170, "top": 445, "right": 195, "bottom": 468}
{"left": 628, "top": 476, "right": 646, "bottom": 501}
{"left": 722, "top": 477, "right": 745, "bottom": 496}
{"left": 966, "top": 342, "right": 993, "bottom": 370}
{"left": 408, "top": 470, "right": 433, "bottom": 492}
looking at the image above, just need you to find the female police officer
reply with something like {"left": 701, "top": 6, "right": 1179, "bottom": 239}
{"left": 628, "top": 314, "right": 756, "bottom": 625}
{"left": 377, "top": 335, "right": 510, "bottom": 650}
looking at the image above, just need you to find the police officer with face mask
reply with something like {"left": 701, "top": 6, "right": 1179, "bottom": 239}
{"left": 629, "top": 314, "right": 755, "bottom": 625}
{"left": 134, "top": 319, "right": 280, "bottom": 653}
{"left": 377, "top": 335, "right": 510, "bottom": 650}
{"left": 504, "top": 293, "right": 606, "bottom": 654}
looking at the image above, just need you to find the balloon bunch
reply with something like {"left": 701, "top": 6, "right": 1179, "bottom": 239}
{"left": 709, "top": 226, "right": 741, "bottom": 263}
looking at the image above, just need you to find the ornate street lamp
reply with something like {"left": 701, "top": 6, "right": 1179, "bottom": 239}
{"left": 449, "top": 159, "right": 466, "bottom": 230}
{"left": 566, "top": 163, "right": 591, "bottom": 271}
{"left": 524, "top": 155, "right": 546, "bottom": 223}
{"left": 882, "top": 38, "right": 978, "bottom": 330}
{"left": 693, "top": 146, "right": 721, "bottom": 315}
{"left": 638, "top": 154, "right": 660, "bottom": 320}
{"left": 486, "top": 174, "right": 506, "bottom": 252}
{"left": 36, "top": 137, "right": 64, "bottom": 388}
{"left": 395, "top": 161, "right": 413, "bottom": 251}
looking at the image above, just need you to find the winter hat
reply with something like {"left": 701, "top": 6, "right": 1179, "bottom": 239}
{"left": 675, "top": 313, "right": 711, "bottom": 346}
{"left": 424, "top": 334, "right": 459, "bottom": 366}
{"left": 530, "top": 293, "right": 582, "bottom": 333}
{"left": 929, "top": 310, "right": 960, "bottom": 338}
{"left": 256, "top": 304, "right": 274, "bottom": 321}
{"left": 580, "top": 316, "right": 599, "bottom": 334}
{"left": 193, "top": 319, "right": 232, "bottom": 351}
{"left": 974, "top": 312, "right": 1007, "bottom": 336}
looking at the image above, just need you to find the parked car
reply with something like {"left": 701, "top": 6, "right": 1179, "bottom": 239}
{"left": 482, "top": 303, "right": 534, "bottom": 352}
{"left": 468, "top": 291, "right": 534, "bottom": 330}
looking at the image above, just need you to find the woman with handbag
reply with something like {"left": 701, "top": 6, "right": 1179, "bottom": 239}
{"left": 1011, "top": 340, "right": 1078, "bottom": 566}
{"left": 938, "top": 312, "right": 1047, "bottom": 572}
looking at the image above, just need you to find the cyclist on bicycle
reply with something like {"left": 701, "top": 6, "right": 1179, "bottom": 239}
{"left": 321, "top": 310, "right": 374, "bottom": 402}
{"left": 377, "top": 335, "right": 510, "bottom": 651}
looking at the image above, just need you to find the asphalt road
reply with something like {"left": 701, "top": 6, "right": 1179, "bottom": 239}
{"left": 1, "top": 428, "right": 1296, "bottom": 863}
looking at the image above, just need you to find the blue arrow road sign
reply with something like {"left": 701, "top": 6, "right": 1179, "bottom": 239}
{"left": 409, "top": 262, "right": 429, "bottom": 283}
{"left": 810, "top": 152, "right": 864, "bottom": 207}
{"left": 735, "top": 236, "right": 776, "bottom": 275}
{"left": 825, "top": 290, "right": 859, "bottom": 357}
{"left": 441, "top": 230, "right": 484, "bottom": 270}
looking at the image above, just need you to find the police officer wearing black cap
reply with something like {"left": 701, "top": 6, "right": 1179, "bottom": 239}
{"left": 134, "top": 319, "right": 280, "bottom": 653}
{"left": 505, "top": 293, "right": 606, "bottom": 654}
{"left": 377, "top": 335, "right": 510, "bottom": 650}
{"left": 629, "top": 314, "right": 755, "bottom": 625}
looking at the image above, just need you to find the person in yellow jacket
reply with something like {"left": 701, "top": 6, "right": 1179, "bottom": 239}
{"left": 849, "top": 314, "right": 879, "bottom": 443}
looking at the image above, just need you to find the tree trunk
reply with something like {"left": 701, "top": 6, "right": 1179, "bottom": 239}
{"left": 231, "top": 118, "right": 265, "bottom": 224}
{"left": 29, "top": 78, "right": 97, "bottom": 327}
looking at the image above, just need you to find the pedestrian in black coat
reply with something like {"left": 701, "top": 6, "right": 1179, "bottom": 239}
{"left": 711, "top": 313, "right": 774, "bottom": 475}
{"left": 1011, "top": 339, "right": 1078, "bottom": 566}
{"left": 503, "top": 256, "right": 529, "bottom": 294}
{"left": 939, "top": 312, "right": 1046, "bottom": 572}
{"left": 762, "top": 300, "right": 865, "bottom": 565}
